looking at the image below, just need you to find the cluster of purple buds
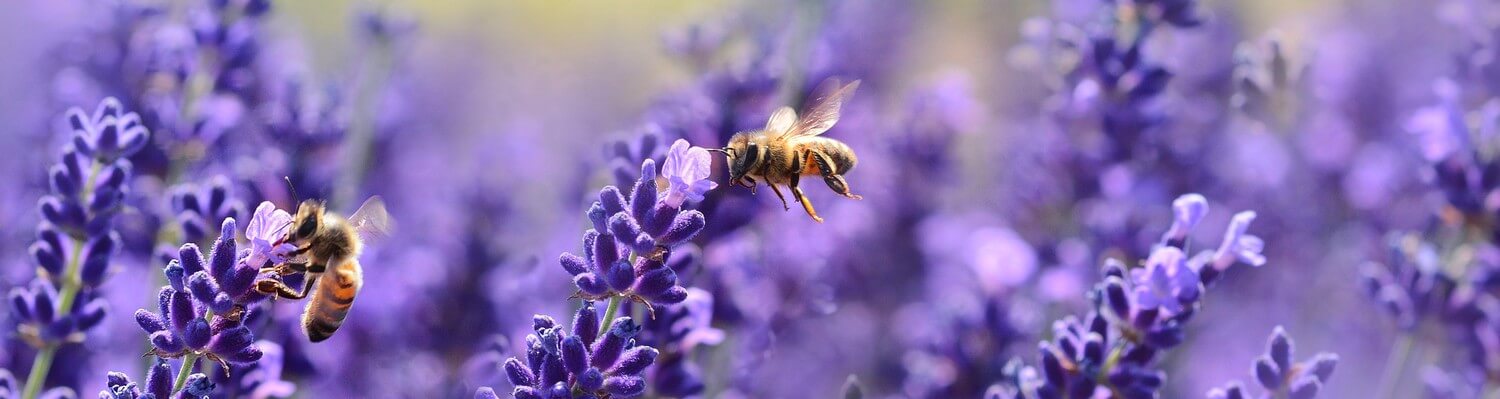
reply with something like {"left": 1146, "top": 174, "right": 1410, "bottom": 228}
{"left": 492, "top": 302, "right": 660, "bottom": 399}
{"left": 169, "top": 176, "right": 244, "bottom": 245}
{"left": 99, "top": 359, "right": 212, "bottom": 399}
{"left": 11, "top": 98, "right": 148, "bottom": 347}
{"left": 986, "top": 193, "right": 1272, "bottom": 398}
{"left": 606, "top": 126, "right": 666, "bottom": 188}
{"left": 1358, "top": 233, "right": 1479, "bottom": 330}
{"left": 210, "top": 340, "right": 296, "bottom": 399}
{"left": 1208, "top": 327, "right": 1338, "bottom": 399}
{"left": 191, "top": 0, "right": 271, "bottom": 97}
{"left": 561, "top": 141, "right": 715, "bottom": 308}
{"left": 135, "top": 218, "right": 265, "bottom": 369}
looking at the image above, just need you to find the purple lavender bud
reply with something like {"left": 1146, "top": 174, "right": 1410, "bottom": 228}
{"left": 513, "top": 387, "right": 541, "bottom": 399}
{"left": 631, "top": 160, "right": 658, "bottom": 221}
{"left": 179, "top": 244, "right": 206, "bottom": 276}
{"left": 1103, "top": 277, "right": 1131, "bottom": 319}
{"left": 591, "top": 317, "right": 639, "bottom": 369}
{"left": 592, "top": 232, "right": 620, "bottom": 274}
{"left": 1038, "top": 343, "right": 1065, "bottom": 388}
{"left": 1268, "top": 326, "right": 1292, "bottom": 372}
{"left": 177, "top": 373, "right": 214, "bottom": 398}
{"left": 222, "top": 262, "right": 259, "bottom": 302}
{"left": 605, "top": 260, "right": 636, "bottom": 292}
{"left": 10, "top": 290, "right": 32, "bottom": 322}
{"left": 658, "top": 210, "right": 705, "bottom": 245}
{"left": 165, "top": 261, "right": 186, "bottom": 292}
{"left": 79, "top": 234, "right": 118, "bottom": 287}
{"left": 475, "top": 387, "right": 499, "bottom": 399}
{"left": 538, "top": 355, "right": 566, "bottom": 388}
{"left": 145, "top": 359, "right": 171, "bottom": 399}
{"left": 573, "top": 301, "right": 599, "bottom": 349}
{"left": 76, "top": 299, "right": 107, "bottom": 331}
{"left": 49, "top": 166, "right": 78, "bottom": 199}
{"left": 503, "top": 358, "right": 535, "bottom": 386}
{"left": 1307, "top": 353, "right": 1338, "bottom": 382}
{"left": 632, "top": 266, "right": 678, "bottom": 299}
{"left": 29, "top": 242, "right": 63, "bottom": 278}
{"left": 603, "top": 376, "right": 647, "bottom": 398}
{"left": 582, "top": 230, "right": 599, "bottom": 266}
{"left": 544, "top": 382, "right": 569, "bottom": 399}
{"left": 575, "top": 274, "right": 610, "bottom": 296}
{"left": 39, "top": 196, "right": 85, "bottom": 231}
{"left": 587, "top": 202, "right": 609, "bottom": 233}
{"left": 643, "top": 203, "right": 678, "bottom": 237}
{"left": 209, "top": 219, "right": 237, "bottom": 281}
{"left": 651, "top": 286, "right": 689, "bottom": 304}
{"left": 526, "top": 335, "right": 546, "bottom": 371}
{"left": 608, "top": 346, "right": 658, "bottom": 376}
{"left": 221, "top": 344, "right": 264, "bottom": 364}
{"left": 150, "top": 331, "right": 185, "bottom": 354}
{"left": 561, "top": 335, "right": 589, "bottom": 375}
{"left": 1288, "top": 378, "right": 1321, "bottom": 399}
{"left": 1082, "top": 333, "right": 1105, "bottom": 364}
{"left": 184, "top": 318, "right": 212, "bottom": 349}
{"left": 599, "top": 187, "right": 627, "bottom": 215}
{"left": 187, "top": 271, "right": 232, "bottom": 313}
{"left": 207, "top": 325, "right": 255, "bottom": 354}
{"left": 578, "top": 368, "right": 604, "bottom": 391}
{"left": 33, "top": 283, "right": 56, "bottom": 324}
{"left": 631, "top": 234, "right": 656, "bottom": 255}
{"left": 608, "top": 213, "right": 651, "bottom": 253}
{"left": 1254, "top": 356, "right": 1282, "bottom": 390}
{"left": 560, "top": 253, "right": 588, "bottom": 276}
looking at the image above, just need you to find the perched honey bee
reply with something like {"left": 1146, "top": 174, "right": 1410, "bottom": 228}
{"left": 716, "top": 78, "right": 863, "bottom": 223}
{"left": 254, "top": 196, "right": 392, "bottom": 342}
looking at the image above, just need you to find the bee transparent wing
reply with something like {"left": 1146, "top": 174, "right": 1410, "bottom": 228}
{"left": 786, "top": 78, "right": 860, "bottom": 139}
{"left": 347, "top": 196, "right": 394, "bottom": 245}
{"left": 765, "top": 106, "right": 797, "bottom": 137}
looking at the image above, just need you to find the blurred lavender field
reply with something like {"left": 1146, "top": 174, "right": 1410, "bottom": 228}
{"left": 0, "top": 0, "right": 1494, "bottom": 398}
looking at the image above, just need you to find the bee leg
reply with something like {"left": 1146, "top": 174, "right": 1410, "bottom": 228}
{"left": 767, "top": 184, "right": 791, "bottom": 211}
{"left": 813, "top": 151, "right": 862, "bottom": 200}
{"left": 789, "top": 174, "right": 824, "bottom": 223}
{"left": 255, "top": 274, "right": 320, "bottom": 300}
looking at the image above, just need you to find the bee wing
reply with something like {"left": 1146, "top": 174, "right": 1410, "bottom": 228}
{"left": 765, "top": 106, "right": 797, "bottom": 137}
{"left": 347, "top": 196, "right": 394, "bottom": 245}
{"left": 786, "top": 78, "right": 860, "bottom": 139}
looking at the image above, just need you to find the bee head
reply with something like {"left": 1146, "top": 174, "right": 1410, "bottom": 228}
{"left": 286, "top": 199, "right": 326, "bottom": 244}
{"left": 723, "top": 133, "right": 759, "bottom": 184}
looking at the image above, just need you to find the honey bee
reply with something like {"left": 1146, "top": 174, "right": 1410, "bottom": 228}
{"left": 715, "top": 78, "right": 863, "bottom": 223}
{"left": 254, "top": 196, "right": 392, "bottom": 342}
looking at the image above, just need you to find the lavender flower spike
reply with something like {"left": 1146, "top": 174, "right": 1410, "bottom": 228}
{"left": 660, "top": 139, "right": 718, "bottom": 208}
{"left": 1210, "top": 326, "right": 1338, "bottom": 398}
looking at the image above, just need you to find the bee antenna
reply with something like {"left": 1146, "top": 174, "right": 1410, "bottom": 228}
{"left": 284, "top": 176, "right": 299, "bottom": 203}
{"left": 708, "top": 147, "right": 729, "bottom": 155}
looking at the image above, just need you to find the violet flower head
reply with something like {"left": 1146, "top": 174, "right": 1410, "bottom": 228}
{"left": 243, "top": 201, "right": 297, "bottom": 269}
{"left": 1209, "top": 326, "right": 1338, "bottom": 399}
{"left": 501, "top": 305, "right": 659, "bottom": 399}
{"left": 660, "top": 139, "right": 718, "bottom": 208}
{"left": 100, "top": 360, "right": 173, "bottom": 399}
{"left": 135, "top": 219, "right": 263, "bottom": 368}
{"left": 560, "top": 159, "right": 708, "bottom": 307}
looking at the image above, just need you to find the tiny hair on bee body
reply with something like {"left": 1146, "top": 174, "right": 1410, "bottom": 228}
{"left": 716, "top": 78, "right": 864, "bottom": 223}
{"left": 254, "top": 195, "right": 392, "bottom": 342}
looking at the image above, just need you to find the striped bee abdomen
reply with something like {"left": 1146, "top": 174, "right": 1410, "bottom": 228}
{"left": 303, "top": 260, "right": 363, "bottom": 342}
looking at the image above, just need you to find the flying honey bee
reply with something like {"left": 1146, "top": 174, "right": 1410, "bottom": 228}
{"left": 254, "top": 196, "right": 392, "bottom": 342}
{"left": 715, "top": 78, "right": 863, "bottom": 223}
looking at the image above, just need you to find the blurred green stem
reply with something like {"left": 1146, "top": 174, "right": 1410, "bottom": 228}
{"left": 1376, "top": 333, "right": 1414, "bottom": 399}
{"left": 599, "top": 296, "right": 623, "bottom": 339}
